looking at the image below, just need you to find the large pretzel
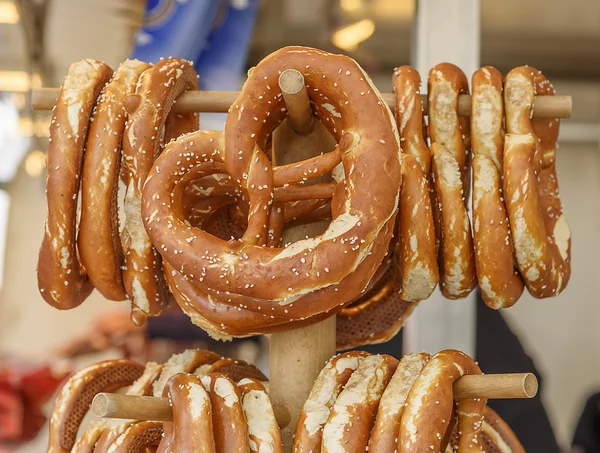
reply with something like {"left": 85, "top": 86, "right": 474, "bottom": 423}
{"left": 47, "top": 359, "right": 144, "bottom": 453}
{"left": 471, "top": 66, "right": 524, "bottom": 308}
{"left": 504, "top": 67, "right": 571, "bottom": 298}
{"left": 398, "top": 349, "right": 487, "bottom": 452}
{"left": 142, "top": 47, "right": 402, "bottom": 336}
{"left": 38, "top": 60, "right": 113, "bottom": 309}
{"left": 78, "top": 59, "right": 151, "bottom": 302}
{"left": 121, "top": 58, "right": 199, "bottom": 325}
{"left": 428, "top": 64, "right": 477, "bottom": 299}
{"left": 321, "top": 354, "right": 398, "bottom": 453}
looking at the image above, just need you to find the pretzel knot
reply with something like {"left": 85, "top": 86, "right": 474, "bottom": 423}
{"left": 142, "top": 46, "right": 402, "bottom": 338}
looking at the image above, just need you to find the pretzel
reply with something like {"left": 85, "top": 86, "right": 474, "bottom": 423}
{"left": 471, "top": 66, "right": 524, "bottom": 308}
{"left": 201, "top": 374, "right": 250, "bottom": 453}
{"left": 141, "top": 46, "right": 401, "bottom": 336}
{"left": 504, "top": 67, "right": 571, "bottom": 298}
{"left": 431, "top": 142, "right": 477, "bottom": 298}
{"left": 77, "top": 60, "right": 151, "bottom": 302}
{"left": 87, "top": 362, "right": 163, "bottom": 453}
{"left": 38, "top": 59, "right": 113, "bottom": 310}
{"left": 321, "top": 354, "right": 398, "bottom": 453}
{"left": 398, "top": 349, "right": 487, "bottom": 452}
{"left": 152, "top": 349, "right": 220, "bottom": 397}
{"left": 121, "top": 57, "right": 199, "bottom": 325}
{"left": 197, "top": 358, "right": 268, "bottom": 382}
{"left": 479, "top": 407, "right": 525, "bottom": 453}
{"left": 47, "top": 359, "right": 144, "bottom": 453}
{"left": 104, "top": 421, "right": 163, "bottom": 453}
{"left": 156, "top": 373, "right": 215, "bottom": 453}
{"left": 393, "top": 66, "right": 439, "bottom": 301}
{"left": 292, "top": 351, "right": 369, "bottom": 453}
{"left": 238, "top": 378, "right": 283, "bottom": 453}
{"left": 368, "top": 352, "right": 431, "bottom": 453}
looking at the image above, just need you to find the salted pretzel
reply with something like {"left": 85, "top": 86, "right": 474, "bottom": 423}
{"left": 121, "top": 57, "right": 199, "bottom": 325}
{"left": 471, "top": 66, "right": 524, "bottom": 308}
{"left": 321, "top": 354, "right": 398, "bottom": 453}
{"left": 103, "top": 421, "right": 163, "bottom": 453}
{"left": 196, "top": 357, "right": 268, "bottom": 382}
{"left": 47, "top": 359, "right": 144, "bottom": 453}
{"left": 504, "top": 67, "right": 571, "bottom": 298}
{"left": 142, "top": 47, "right": 401, "bottom": 337}
{"left": 152, "top": 349, "right": 220, "bottom": 397}
{"left": 428, "top": 64, "right": 477, "bottom": 299}
{"left": 393, "top": 65, "right": 438, "bottom": 301}
{"left": 368, "top": 352, "right": 431, "bottom": 453}
{"left": 77, "top": 59, "right": 151, "bottom": 302}
{"left": 292, "top": 351, "right": 369, "bottom": 453}
{"left": 156, "top": 373, "right": 215, "bottom": 453}
{"left": 38, "top": 59, "right": 113, "bottom": 310}
{"left": 238, "top": 378, "right": 284, "bottom": 453}
{"left": 398, "top": 349, "right": 487, "bottom": 452}
{"left": 201, "top": 373, "right": 250, "bottom": 453}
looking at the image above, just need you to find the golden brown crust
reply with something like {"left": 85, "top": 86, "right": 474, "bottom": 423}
{"left": 157, "top": 373, "right": 216, "bottom": 453}
{"left": 202, "top": 358, "right": 268, "bottom": 382}
{"left": 481, "top": 407, "right": 525, "bottom": 453}
{"left": 471, "top": 66, "right": 524, "bottom": 308}
{"left": 398, "top": 350, "right": 487, "bottom": 452}
{"left": 106, "top": 421, "right": 163, "bottom": 453}
{"left": 78, "top": 59, "right": 151, "bottom": 301}
{"left": 321, "top": 354, "right": 398, "bottom": 453}
{"left": 238, "top": 378, "right": 283, "bottom": 453}
{"left": 122, "top": 57, "right": 199, "bottom": 325}
{"left": 292, "top": 352, "right": 370, "bottom": 453}
{"left": 47, "top": 359, "right": 144, "bottom": 453}
{"left": 201, "top": 373, "right": 249, "bottom": 453}
{"left": 368, "top": 352, "right": 431, "bottom": 453}
{"left": 431, "top": 143, "right": 477, "bottom": 298}
{"left": 38, "top": 59, "right": 113, "bottom": 309}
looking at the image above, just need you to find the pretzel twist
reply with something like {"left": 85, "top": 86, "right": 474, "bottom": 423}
{"left": 292, "top": 351, "right": 369, "bottom": 453}
{"left": 399, "top": 350, "right": 487, "bottom": 452}
{"left": 38, "top": 59, "right": 113, "bottom": 309}
{"left": 78, "top": 59, "right": 151, "bottom": 301}
{"left": 201, "top": 374, "right": 250, "bottom": 453}
{"left": 238, "top": 378, "right": 284, "bottom": 453}
{"left": 321, "top": 354, "right": 398, "bottom": 453}
{"left": 104, "top": 421, "right": 163, "bottom": 453}
{"left": 471, "top": 66, "right": 524, "bottom": 308}
{"left": 156, "top": 373, "right": 216, "bottom": 453}
{"left": 504, "top": 67, "right": 571, "bottom": 298}
{"left": 393, "top": 66, "right": 439, "bottom": 301}
{"left": 47, "top": 359, "right": 144, "bottom": 453}
{"left": 122, "top": 58, "right": 199, "bottom": 325}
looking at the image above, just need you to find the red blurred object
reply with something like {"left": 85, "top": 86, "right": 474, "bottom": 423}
{"left": 0, "top": 362, "right": 69, "bottom": 443}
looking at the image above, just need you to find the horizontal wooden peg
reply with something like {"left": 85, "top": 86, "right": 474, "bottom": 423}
{"left": 92, "top": 373, "right": 537, "bottom": 424}
{"left": 31, "top": 88, "right": 572, "bottom": 118}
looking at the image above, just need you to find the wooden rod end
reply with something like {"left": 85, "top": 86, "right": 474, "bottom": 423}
{"left": 92, "top": 393, "right": 110, "bottom": 417}
{"left": 523, "top": 373, "right": 538, "bottom": 398}
{"left": 279, "top": 69, "right": 305, "bottom": 95}
{"left": 278, "top": 69, "right": 314, "bottom": 135}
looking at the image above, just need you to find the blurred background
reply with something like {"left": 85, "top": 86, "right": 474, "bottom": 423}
{"left": 0, "top": 0, "right": 598, "bottom": 451}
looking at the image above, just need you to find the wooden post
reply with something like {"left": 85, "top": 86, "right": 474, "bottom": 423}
{"left": 269, "top": 69, "right": 337, "bottom": 451}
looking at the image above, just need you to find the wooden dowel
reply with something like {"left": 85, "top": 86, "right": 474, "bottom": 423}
{"left": 91, "top": 373, "right": 538, "bottom": 423}
{"left": 31, "top": 88, "right": 572, "bottom": 118}
{"left": 279, "top": 69, "right": 315, "bottom": 135}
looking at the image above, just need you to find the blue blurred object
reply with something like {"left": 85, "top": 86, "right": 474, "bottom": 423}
{"left": 131, "top": 0, "right": 221, "bottom": 63}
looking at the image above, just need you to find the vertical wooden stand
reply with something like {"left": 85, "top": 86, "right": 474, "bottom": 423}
{"left": 269, "top": 69, "right": 337, "bottom": 450}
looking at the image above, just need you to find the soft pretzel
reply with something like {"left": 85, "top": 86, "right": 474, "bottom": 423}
{"left": 321, "top": 354, "right": 398, "bottom": 453}
{"left": 78, "top": 59, "right": 151, "bottom": 302}
{"left": 393, "top": 66, "right": 438, "bottom": 301}
{"left": 368, "top": 352, "right": 431, "bottom": 453}
{"left": 428, "top": 63, "right": 471, "bottom": 193}
{"left": 104, "top": 421, "right": 163, "bottom": 453}
{"left": 503, "top": 134, "right": 571, "bottom": 297}
{"left": 431, "top": 142, "right": 477, "bottom": 298}
{"left": 121, "top": 57, "right": 199, "bottom": 325}
{"left": 201, "top": 374, "right": 250, "bottom": 453}
{"left": 471, "top": 66, "right": 524, "bottom": 308}
{"left": 196, "top": 358, "right": 268, "bottom": 382}
{"left": 156, "top": 373, "right": 215, "bottom": 453}
{"left": 38, "top": 59, "right": 113, "bottom": 309}
{"left": 292, "top": 351, "right": 369, "bottom": 453}
{"left": 398, "top": 349, "right": 487, "bottom": 452}
{"left": 479, "top": 407, "right": 525, "bottom": 453}
{"left": 152, "top": 349, "right": 220, "bottom": 397}
{"left": 47, "top": 359, "right": 144, "bottom": 453}
{"left": 504, "top": 67, "right": 571, "bottom": 298}
{"left": 142, "top": 46, "right": 401, "bottom": 337}
{"left": 238, "top": 378, "right": 283, "bottom": 453}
